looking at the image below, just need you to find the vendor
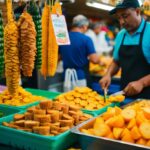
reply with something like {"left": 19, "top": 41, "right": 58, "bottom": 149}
{"left": 59, "top": 15, "right": 102, "bottom": 88}
{"left": 100, "top": 0, "right": 150, "bottom": 99}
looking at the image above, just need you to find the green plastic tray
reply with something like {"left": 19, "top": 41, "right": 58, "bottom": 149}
{"left": 25, "top": 88, "right": 61, "bottom": 99}
{"left": 0, "top": 109, "right": 96, "bottom": 150}
{"left": 19, "top": 88, "right": 61, "bottom": 109}
{"left": 82, "top": 102, "right": 120, "bottom": 116}
{"left": 0, "top": 105, "right": 21, "bottom": 121}
{"left": 0, "top": 88, "right": 61, "bottom": 110}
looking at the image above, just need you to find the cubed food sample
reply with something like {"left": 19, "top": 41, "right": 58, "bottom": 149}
{"left": 2, "top": 100, "right": 93, "bottom": 136}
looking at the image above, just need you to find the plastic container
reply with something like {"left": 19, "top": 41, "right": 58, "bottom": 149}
{"left": 48, "top": 82, "right": 64, "bottom": 93}
{"left": 0, "top": 89, "right": 61, "bottom": 110}
{"left": 25, "top": 88, "right": 61, "bottom": 99}
{"left": 0, "top": 105, "right": 21, "bottom": 121}
{"left": 92, "top": 82, "right": 121, "bottom": 95}
{"left": 0, "top": 110, "right": 96, "bottom": 150}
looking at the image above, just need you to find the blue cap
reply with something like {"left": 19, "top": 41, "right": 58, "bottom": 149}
{"left": 110, "top": 0, "right": 140, "bottom": 15}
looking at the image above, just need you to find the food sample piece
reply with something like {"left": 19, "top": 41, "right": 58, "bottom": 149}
{"left": 14, "top": 120, "right": 25, "bottom": 127}
{"left": 25, "top": 112, "right": 33, "bottom": 120}
{"left": 14, "top": 114, "right": 25, "bottom": 121}
{"left": 40, "top": 100, "right": 53, "bottom": 109}
{"left": 47, "top": 110, "right": 60, "bottom": 123}
{"left": 60, "top": 120, "right": 74, "bottom": 127}
{"left": 34, "top": 114, "right": 51, "bottom": 123}
{"left": 33, "top": 126, "right": 50, "bottom": 135}
{"left": 33, "top": 109, "right": 46, "bottom": 115}
{"left": 24, "top": 120, "right": 40, "bottom": 128}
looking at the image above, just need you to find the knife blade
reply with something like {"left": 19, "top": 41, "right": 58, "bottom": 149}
{"left": 110, "top": 90, "right": 125, "bottom": 96}
{"left": 104, "top": 88, "right": 108, "bottom": 102}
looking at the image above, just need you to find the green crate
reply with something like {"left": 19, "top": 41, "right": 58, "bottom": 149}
{"left": 0, "top": 105, "right": 21, "bottom": 121}
{"left": 0, "top": 89, "right": 61, "bottom": 110}
{"left": 25, "top": 88, "right": 61, "bottom": 99}
{"left": 18, "top": 87, "right": 62, "bottom": 109}
{"left": 0, "top": 101, "right": 41, "bottom": 110}
{"left": 0, "top": 109, "right": 96, "bottom": 150}
{"left": 82, "top": 102, "right": 120, "bottom": 116}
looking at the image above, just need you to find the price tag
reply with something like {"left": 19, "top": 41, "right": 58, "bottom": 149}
{"left": 51, "top": 14, "right": 70, "bottom": 45}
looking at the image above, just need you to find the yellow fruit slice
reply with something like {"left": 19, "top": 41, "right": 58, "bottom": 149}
{"left": 136, "top": 111, "right": 148, "bottom": 126}
{"left": 93, "top": 124, "right": 111, "bottom": 137}
{"left": 143, "top": 107, "right": 150, "bottom": 119}
{"left": 121, "top": 108, "right": 136, "bottom": 122}
{"left": 93, "top": 117, "right": 104, "bottom": 130}
{"left": 139, "top": 122, "right": 150, "bottom": 139}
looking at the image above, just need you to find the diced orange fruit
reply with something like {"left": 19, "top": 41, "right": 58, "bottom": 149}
{"left": 130, "top": 126, "right": 141, "bottom": 140}
{"left": 102, "top": 107, "right": 116, "bottom": 121}
{"left": 127, "top": 118, "right": 136, "bottom": 129}
{"left": 121, "top": 129, "right": 134, "bottom": 143}
{"left": 114, "top": 106, "right": 122, "bottom": 115}
{"left": 146, "top": 140, "right": 150, "bottom": 147}
{"left": 105, "top": 131, "right": 115, "bottom": 139}
{"left": 113, "top": 128, "right": 123, "bottom": 139}
{"left": 105, "top": 116, "right": 117, "bottom": 127}
{"left": 136, "top": 138, "right": 147, "bottom": 146}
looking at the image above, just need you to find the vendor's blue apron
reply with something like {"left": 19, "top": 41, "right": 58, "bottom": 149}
{"left": 119, "top": 21, "right": 150, "bottom": 99}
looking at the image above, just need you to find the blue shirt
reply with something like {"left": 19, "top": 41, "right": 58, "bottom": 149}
{"left": 113, "top": 19, "right": 150, "bottom": 64}
{"left": 59, "top": 31, "right": 96, "bottom": 79}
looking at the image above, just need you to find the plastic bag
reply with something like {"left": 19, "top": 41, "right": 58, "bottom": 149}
{"left": 63, "top": 69, "right": 87, "bottom": 92}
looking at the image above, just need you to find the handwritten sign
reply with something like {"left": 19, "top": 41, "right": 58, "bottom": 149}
{"left": 51, "top": 14, "right": 70, "bottom": 45}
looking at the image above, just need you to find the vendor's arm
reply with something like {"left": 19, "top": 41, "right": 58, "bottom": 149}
{"left": 99, "top": 60, "right": 120, "bottom": 89}
{"left": 124, "top": 74, "right": 150, "bottom": 96}
{"left": 105, "top": 60, "right": 120, "bottom": 77}
{"left": 99, "top": 32, "right": 122, "bottom": 89}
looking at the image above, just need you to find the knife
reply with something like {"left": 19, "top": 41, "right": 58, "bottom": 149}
{"left": 104, "top": 88, "right": 108, "bottom": 102}
{"left": 110, "top": 90, "right": 125, "bottom": 96}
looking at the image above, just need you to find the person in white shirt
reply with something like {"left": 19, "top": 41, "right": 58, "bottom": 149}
{"left": 86, "top": 22, "right": 113, "bottom": 54}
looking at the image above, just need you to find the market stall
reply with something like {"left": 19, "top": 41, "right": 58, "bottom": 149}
{"left": 0, "top": 0, "right": 150, "bottom": 149}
